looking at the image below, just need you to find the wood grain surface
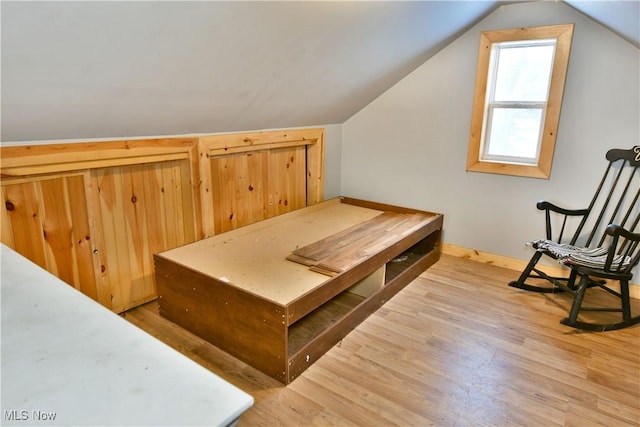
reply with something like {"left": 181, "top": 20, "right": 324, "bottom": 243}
{"left": 288, "top": 211, "right": 437, "bottom": 276}
{"left": 126, "top": 254, "right": 640, "bottom": 426}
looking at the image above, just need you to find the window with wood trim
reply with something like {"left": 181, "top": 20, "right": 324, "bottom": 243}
{"left": 466, "top": 24, "right": 574, "bottom": 179}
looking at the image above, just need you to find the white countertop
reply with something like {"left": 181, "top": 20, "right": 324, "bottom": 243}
{"left": 1, "top": 244, "right": 253, "bottom": 426}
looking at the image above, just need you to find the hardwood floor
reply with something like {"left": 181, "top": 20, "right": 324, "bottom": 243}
{"left": 124, "top": 255, "right": 640, "bottom": 426}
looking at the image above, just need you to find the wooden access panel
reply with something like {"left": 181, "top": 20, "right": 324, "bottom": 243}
{"left": 210, "top": 146, "right": 307, "bottom": 233}
{"left": 92, "top": 160, "right": 197, "bottom": 312}
{"left": 1, "top": 173, "right": 99, "bottom": 300}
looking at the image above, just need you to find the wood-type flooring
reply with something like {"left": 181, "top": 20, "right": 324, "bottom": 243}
{"left": 124, "top": 254, "right": 640, "bottom": 426}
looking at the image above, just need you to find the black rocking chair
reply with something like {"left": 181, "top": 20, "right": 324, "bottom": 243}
{"left": 509, "top": 146, "right": 640, "bottom": 331}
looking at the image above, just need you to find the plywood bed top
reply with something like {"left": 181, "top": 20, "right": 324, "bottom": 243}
{"left": 156, "top": 198, "right": 384, "bottom": 306}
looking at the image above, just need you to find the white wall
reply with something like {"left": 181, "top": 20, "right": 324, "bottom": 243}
{"left": 342, "top": 1, "right": 640, "bottom": 265}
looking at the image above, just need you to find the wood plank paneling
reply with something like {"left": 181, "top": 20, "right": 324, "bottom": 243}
{"left": 268, "top": 146, "right": 307, "bottom": 218}
{"left": 1, "top": 174, "right": 97, "bottom": 299}
{"left": 95, "top": 166, "right": 131, "bottom": 310}
{"left": 210, "top": 147, "right": 307, "bottom": 234}
{"left": 179, "top": 156, "right": 196, "bottom": 241}
{"left": 93, "top": 159, "right": 197, "bottom": 312}
{"left": 0, "top": 187, "right": 15, "bottom": 248}
{"left": 40, "top": 175, "right": 97, "bottom": 299}
{"left": 2, "top": 181, "right": 47, "bottom": 268}
{"left": 200, "top": 128, "right": 323, "bottom": 156}
{"left": 65, "top": 174, "right": 99, "bottom": 300}
{"left": 0, "top": 138, "right": 196, "bottom": 176}
{"left": 211, "top": 152, "right": 269, "bottom": 233}
{"left": 122, "top": 164, "right": 153, "bottom": 305}
{"left": 305, "top": 132, "right": 324, "bottom": 206}
{"left": 142, "top": 165, "right": 168, "bottom": 256}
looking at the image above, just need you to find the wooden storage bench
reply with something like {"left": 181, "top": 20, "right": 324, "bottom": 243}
{"left": 155, "top": 197, "right": 443, "bottom": 383}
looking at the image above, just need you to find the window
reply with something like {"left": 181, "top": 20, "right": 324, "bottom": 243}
{"left": 466, "top": 24, "right": 574, "bottom": 178}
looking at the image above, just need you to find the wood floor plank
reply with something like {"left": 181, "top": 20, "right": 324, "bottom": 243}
{"left": 303, "top": 363, "right": 434, "bottom": 426}
{"left": 123, "top": 254, "right": 640, "bottom": 426}
{"left": 565, "top": 401, "right": 639, "bottom": 427}
{"left": 317, "top": 348, "right": 458, "bottom": 425}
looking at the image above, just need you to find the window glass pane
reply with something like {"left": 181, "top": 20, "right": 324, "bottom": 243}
{"left": 485, "top": 108, "right": 543, "bottom": 159}
{"left": 494, "top": 44, "right": 555, "bottom": 102}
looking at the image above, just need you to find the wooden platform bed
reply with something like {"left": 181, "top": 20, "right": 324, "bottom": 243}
{"left": 155, "top": 197, "right": 443, "bottom": 383}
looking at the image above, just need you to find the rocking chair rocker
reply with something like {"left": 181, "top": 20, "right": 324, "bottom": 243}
{"left": 509, "top": 146, "right": 640, "bottom": 331}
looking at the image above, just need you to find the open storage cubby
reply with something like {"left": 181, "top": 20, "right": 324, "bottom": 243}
{"left": 386, "top": 230, "right": 441, "bottom": 283}
{"left": 155, "top": 197, "right": 443, "bottom": 383}
{"left": 288, "top": 230, "right": 440, "bottom": 355}
{"left": 288, "top": 289, "right": 366, "bottom": 356}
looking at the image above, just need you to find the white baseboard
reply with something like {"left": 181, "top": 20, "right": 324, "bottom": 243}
{"left": 441, "top": 243, "right": 640, "bottom": 300}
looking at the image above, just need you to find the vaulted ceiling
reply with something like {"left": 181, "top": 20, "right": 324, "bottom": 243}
{"left": 1, "top": 1, "right": 638, "bottom": 142}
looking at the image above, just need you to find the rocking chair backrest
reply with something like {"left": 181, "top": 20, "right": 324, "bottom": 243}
{"left": 603, "top": 224, "right": 640, "bottom": 276}
{"left": 567, "top": 146, "right": 640, "bottom": 249}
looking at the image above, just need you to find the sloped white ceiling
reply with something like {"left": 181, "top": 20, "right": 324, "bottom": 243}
{"left": 1, "top": 1, "right": 637, "bottom": 142}
{"left": 565, "top": 0, "right": 639, "bottom": 47}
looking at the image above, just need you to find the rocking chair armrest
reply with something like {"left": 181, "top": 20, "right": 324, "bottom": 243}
{"left": 591, "top": 224, "right": 640, "bottom": 275}
{"left": 536, "top": 201, "right": 590, "bottom": 216}
{"left": 605, "top": 224, "right": 640, "bottom": 241}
